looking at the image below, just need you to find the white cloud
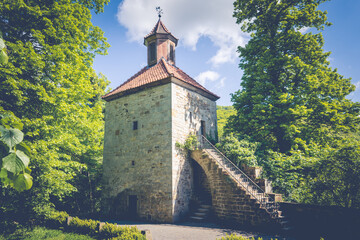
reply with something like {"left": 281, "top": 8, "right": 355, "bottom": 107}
{"left": 195, "top": 71, "right": 220, "bottom": 86}
{"left": 117, "top": 0, "right": 249, "bottom": 66}
{"left": 216, "top": 77, "right": 226, "bottom": 88}
{"left": 355, "top": 81, "right": 360, "bottom": 90}
{"left": 299, "top": 27, "right": 310, "bottom": 34}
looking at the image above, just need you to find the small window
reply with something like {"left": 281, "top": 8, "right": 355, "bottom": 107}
{"left": 189, "top": 112, "right": 193, "bottom": 123}
{"left": 201, "top": 120, "right": 206, "bottom": 135}
{"left": 131, "top": 161, "right": 135, "bottom": 166}
{"left": 133, "top": 121, "right": 138, "bottom": 130}
{"left": 149, "top": 42, "right": 156, "bottom": 62}
{"left": 170, "top": 44, "right": 174, "bottom": 62}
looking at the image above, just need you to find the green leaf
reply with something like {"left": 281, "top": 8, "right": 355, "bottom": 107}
{"left": 2, "top": 150, "right": 29, "bottom": 174}
{"left": 0, "top": 38, "right": 5, "bottom": 50}
{"left": 0, "top": 168, "right": 7, "bottom": 179}
{"left": 0, "top": 48, "right": 8, "bottom": 64}
{"left": 0, "top": 127, "right": 24, "bottom": 149}
{"left": 17, "top": 142, "right": 31, "bottom": 155}
{"left": 13, "top": 173, "right": 33, "bottom": 192}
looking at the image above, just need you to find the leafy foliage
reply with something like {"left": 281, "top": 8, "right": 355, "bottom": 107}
{"left": 176, "top": 134, "right": 198, "bottom": 151}
{"left": 216, "top": 134, "right": 258, "bottom": 167}
{"left": 217, "top": 106, "right": 235, "bottom": 138}
{"left": 0, "top": 0, "right": 109, "bottom": 222}
{"left": 68, "top": 217, "right": 99, "bottom": 235}
{"left": 263, "top": 134, "right": 360, "bottom": 206}
{"left": 230, "top": 0, "right": 360, "bottom": 153}
{"left": 217, "top": 234, "right": 277, "bottom": 240}
{"left": 0, "top": 111, "right": 33, "bottom": 192}
{"left": 0, "top": 36, "right": 8, "bottom": 65}
{"left": 229, "top": 0, "right": 360, "bottom": 208}
{"left": 0, "top": 226, "right": 96, "bottom": 240}
{"left": 99, "top": 223, "right": 145, "bottom": 240}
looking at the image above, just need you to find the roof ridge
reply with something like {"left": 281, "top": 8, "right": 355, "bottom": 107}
{"left": 158, "top": 20, "right": 170, "bottom": 33}
{"left": 102, "top": 66, "right": 147, "bottom": 98}
{"left": 160, "top": 58, "right": 172, "bottom": 76}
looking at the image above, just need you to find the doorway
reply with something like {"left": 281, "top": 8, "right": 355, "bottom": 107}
{"left": 128, "top": 195, "right": 138, "bottom": 219}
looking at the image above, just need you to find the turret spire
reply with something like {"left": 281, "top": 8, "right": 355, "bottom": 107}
{"left": 144, "top": 15, "right": 178, "bottom": 67}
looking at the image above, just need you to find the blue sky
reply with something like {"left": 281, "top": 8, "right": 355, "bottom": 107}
{"left": 92, "top": 0, "right": 360, "bottom": 106}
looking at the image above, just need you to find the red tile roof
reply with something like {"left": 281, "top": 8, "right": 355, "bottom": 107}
{"left": 102, "top": 58, "right": 220, "bottom": 101}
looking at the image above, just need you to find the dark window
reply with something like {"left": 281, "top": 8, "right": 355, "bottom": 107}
{"left": 189, "top": 112, "right": 192, "bottom": 123}
{"left": 170, "top": 44, "right": 174, "bottom": 61}
{"left": 201, "top": 120, "right": 206, "bottom": 135}
{"left": 149, "top": 42, "right": 156, "bottom": 62}
{"left": 133, "top": 121, "right": 138, "bottom": 130}
{"left": 131, "top": 161, "right": 135, "bottom": 166}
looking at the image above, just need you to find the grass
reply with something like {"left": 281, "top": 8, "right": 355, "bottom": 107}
{"left": 0, "top": 226, "right": 96, "bottom": 240}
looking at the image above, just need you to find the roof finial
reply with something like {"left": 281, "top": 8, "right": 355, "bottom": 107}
{"left": 156, "top": 6, "right": 163, "bottom": 19}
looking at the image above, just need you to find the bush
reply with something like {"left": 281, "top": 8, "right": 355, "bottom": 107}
{"left": 216, "top": 134, "right": 258, "bottom": 167}
{"left": 100, "top": 223, "right": 145, "bottom": 240}
{"left": 42, "top": 210, "right": 69, "bottom": 228}
{"left": 176, "top": 134, "right": 198, "bottom": 151}
{"left": 217, "top": 234, "right": 277, "bottom": 240}
{"left": 0, "top": 226, "right": 95, "bottom": 240}
{"left": 68, "top": 217, "right": 99, "bottom": 235}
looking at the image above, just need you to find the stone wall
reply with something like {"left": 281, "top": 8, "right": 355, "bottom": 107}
{"left": 191, "top": 150, "right": 279, "bottom": 230}
{"left": 102, "top": 83, "right": 173, "bottom": 222}
{"left": 171, "top": 82, "right": 218, "bottom": 222}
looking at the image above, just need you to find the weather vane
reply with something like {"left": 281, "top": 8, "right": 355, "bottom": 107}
{"left": 156, "top": 6, "right": 163, "bottom": 18}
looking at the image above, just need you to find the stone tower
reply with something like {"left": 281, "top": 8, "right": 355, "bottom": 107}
{"left": 102, "top": 19, "right": 219, "bottom": 223}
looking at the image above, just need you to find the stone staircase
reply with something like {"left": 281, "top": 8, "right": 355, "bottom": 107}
{"left": 198, "top": 135, "right": 293, "bottom": 232}
{"left": 189, "top": 202, "right": 212, "bottom": 222}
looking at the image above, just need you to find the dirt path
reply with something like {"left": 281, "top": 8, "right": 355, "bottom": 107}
{"left": 114, "top": 221, "right": 288, "bottom": 240}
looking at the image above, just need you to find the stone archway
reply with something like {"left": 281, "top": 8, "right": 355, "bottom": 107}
{"left": 192, "top": 159, "right": 212, "bottom": 204}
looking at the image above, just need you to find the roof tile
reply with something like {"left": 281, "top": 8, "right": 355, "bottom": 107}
{"left": 102, "top": 58, "right": 219, "bottom": 101}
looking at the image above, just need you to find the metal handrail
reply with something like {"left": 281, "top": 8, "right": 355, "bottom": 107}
{"left": 199, "top": 135, "right": 279, "bottom": 216}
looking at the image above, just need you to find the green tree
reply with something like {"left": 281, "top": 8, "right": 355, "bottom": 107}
{"left": 230, "top": 0, "right": 360, "bottom": 153}
{"left": 0, "top": 0, "right": 109, "bottom": 220}
{"left": 217, "top": 106, "right": 235, "bottom": 138}
{"left": 216, "top": 134, "right": 258, "bottom": 167}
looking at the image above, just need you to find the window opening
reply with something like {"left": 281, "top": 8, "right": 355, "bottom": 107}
{"left": 133, "top": 121, "right": 138, "bottom": 130}
{"left": 149, "top": 42, "right": 156, "bottom": 62}
{"left": 170, "top": 44, "right": 174, "bottom": 62}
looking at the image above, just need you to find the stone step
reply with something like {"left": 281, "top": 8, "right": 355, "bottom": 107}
{"left": 282, "top": 226, "right": 295, "bottom": 232}
{"left": 190, "top": 216, "right": 204, "bottom": 221}
{"left": 194, "top": 212, "right": 207, "bottom": 217}
{"left": 198, "top": 208, "right": 210, "bottom": 212}
{"left": 200, "top": 204, "right": 211, "bottom": 208}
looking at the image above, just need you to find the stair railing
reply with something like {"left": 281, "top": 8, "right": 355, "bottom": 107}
{"left": 199, "top": 135, "right": 279, "bottom": 216}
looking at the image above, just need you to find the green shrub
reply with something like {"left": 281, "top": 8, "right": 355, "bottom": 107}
{"left": 1, "top": 226, "right": 95, "bottom": 240}
{"left": 100, "top": 223, "right": 144, "bottom": 240}
{"left": 68, "top": 217, "right": 99, "bottom": 235}
{"left": 42, "top": 210, "right": 69, "bottom": 228}
{"left": 217, "top": 234, "right": 278, "bottom": 240}
{"left": 176, "top": 134, "right": 198, "bottom": 151}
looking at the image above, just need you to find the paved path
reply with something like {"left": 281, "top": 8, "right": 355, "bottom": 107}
{"left": 113, "top": 221, "right": 289, "bottom": 240}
